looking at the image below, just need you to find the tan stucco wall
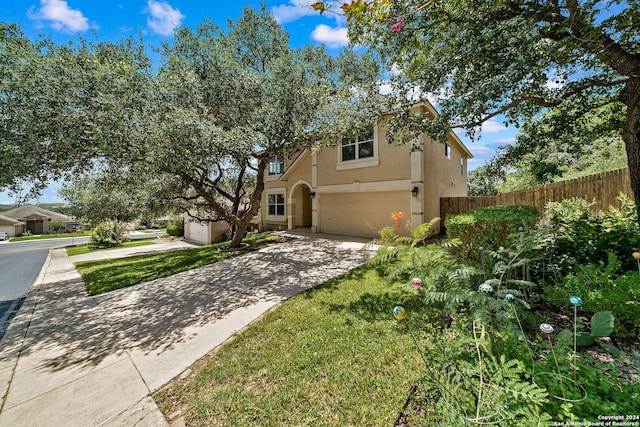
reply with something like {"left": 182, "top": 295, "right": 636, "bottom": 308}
{"left": 420, "top": 133, "right": 469, "bottom": 224}
{"left": 317, "top": 190, "right": 410, "bottom": 238}
{"left": 315, "top": 122, "right": 411, "bottom": 187}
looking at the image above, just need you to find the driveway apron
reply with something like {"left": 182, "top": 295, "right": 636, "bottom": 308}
{"left": 0, "top": 233, "right": 376, "bottom": 426}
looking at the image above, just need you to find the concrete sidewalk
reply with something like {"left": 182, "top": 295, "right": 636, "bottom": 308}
{"left": 0, "top": 233, "right": 376, "bottom": 426}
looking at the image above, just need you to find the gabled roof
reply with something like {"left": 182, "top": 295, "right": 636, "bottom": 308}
{"left": 405, "top": 101, "right": 474, "bottom": 159}
{"left": 0, "top": 214, "right": 24, "bottom": 225}
{"left": 1, "top": 204, "right": 73, "bottom": 222}
{"left": 280, "top": 150, "right": 310, "bottom": 181}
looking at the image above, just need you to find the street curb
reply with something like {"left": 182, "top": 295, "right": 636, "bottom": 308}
{"left": 0, "top": 248, "right": 52, "bottom": 413}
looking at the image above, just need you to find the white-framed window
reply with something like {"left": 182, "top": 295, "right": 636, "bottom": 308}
{"left": 267, "top": 193, "right": 285, "bottom": 217}
{"left": 268, "top": 156, "right": 285, "bottom": 175}
{"left": 337, "top": 126, "right": 379, "bottom": 170}
{"left": 445, "top": 142, "right": 451, "bottom": 159}
{"left": 341, "top": 129, "right": 374, "bottom": 162}
{"left": 461, "top": 158, "right": 465, "bottom": 175}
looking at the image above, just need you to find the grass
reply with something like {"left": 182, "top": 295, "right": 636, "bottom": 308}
{"left": 65, "top": 238, "right": 156, "bottom": 257}
{"left": 11, "top": 232, "right": 92, "bottom": 242}
{"left": 75, "top": 233, "right": 281, "bottom": 295}
{"left": 153, "top": 266, "right": 424, "bottom": 426}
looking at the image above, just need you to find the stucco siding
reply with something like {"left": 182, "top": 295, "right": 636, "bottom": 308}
{"left": 315, "top": 123, "right": 411, "bottom": 187}
{"left": 318, "top": 190, "right": 410, "bottom": 238}
{"left": 421, "top": 134, "right": 468, "bottom": 223}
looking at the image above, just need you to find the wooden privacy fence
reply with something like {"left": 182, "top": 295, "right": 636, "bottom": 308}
{"left": 441, "top": 168, "right": 634, "bottom": 223}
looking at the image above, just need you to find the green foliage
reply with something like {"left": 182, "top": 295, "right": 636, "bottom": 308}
{"left": 467, "top": 165, "right": 499, "bottom": 196}
{"left": 59, "top": 172, "right": 171, "bottom": 224}
{"left": 405, "top": 323, "right": 551, "bottom": 426}
{"left": 559, "top": 312, "right": 615, "bottom": 347}
{"left": 89, "top": 222, "right": 127, "bottom": 249}
{"left": 323, "top": 1, "right": 640, "bottom": 216}
{"left": 544, "top": 197, "right": 594, "bottom": 226}
{"left": 544, "top": 195, "right": 640, "bottom": 274}
{"left": 489, "top": 113, "right": 627, "bottom": 190}
{"left": 1, "top": 8, "right": 384, "bottom": 248}
{"left": 166, "top": 224, "right": 184, "bottom": 237}
{"left": 49, "top": 220, "right": 63, "bottom": 233}
{"left": 532, "top": 341, "right": 640, "bottom": 419}
{"left": 546, "top": 258, "right": 640, "bottom": 339}
{"left": 445, "top": 205, "right": 539, "bottom": 260}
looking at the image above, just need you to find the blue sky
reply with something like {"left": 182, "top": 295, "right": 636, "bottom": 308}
{"left": 0, "top": 0, "right": 516, "bottom": 204}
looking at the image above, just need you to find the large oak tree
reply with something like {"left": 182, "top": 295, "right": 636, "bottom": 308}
{"left": 1, "top": 7, "right": 383, "bottom": 246}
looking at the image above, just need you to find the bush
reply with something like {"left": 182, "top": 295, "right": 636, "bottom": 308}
{"left": 545, "top": 253, "right": 640, "bottom": 339}
{"left": 544, "top": 194, "right": 640, "bottom": 274}
{"left": 445, "top": 205, "right": 539, "bottom": 261}
{"left": 89, "top": 222, "right": 127, "bottom": 249}
{"left": 543, "top": 197, "right": 593, "bottom": 226}
{"left": 166, "top": 224, "right": 184, "bottom": 237}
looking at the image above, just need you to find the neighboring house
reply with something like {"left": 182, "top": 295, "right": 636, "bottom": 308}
{"left": 260, "top": 102, "right": 473, "bottom": 238}
{"left": 0, "top": 214, "right": 24, "bottom": 237}
{"left": 1, "top": 204, "right": 75, "bottom": 235}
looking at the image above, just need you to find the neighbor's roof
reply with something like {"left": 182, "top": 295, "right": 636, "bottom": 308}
{"left": 1, "top": 204, "right": 73, "bottom": 222}
{"left": 0, "top": 214, "right": 25, "bottom": 225}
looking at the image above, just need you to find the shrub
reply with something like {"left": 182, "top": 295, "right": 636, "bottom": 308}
{"left": 544, "top": 194, "right": 640, "bottom": 274}
{"left": 544, "top": 252, "right": 640, "bottom": 339}
{"left": 445, "top": 205, "right": 539, "bottom": 261}
{"left": 543, "top": 197, "right": 593, "bottom": 226}
{"left": 166, "top": 224, "right": 184, "bottom": 237}
{"left": 89, "top": 221, "right": 127, "bottom": 249}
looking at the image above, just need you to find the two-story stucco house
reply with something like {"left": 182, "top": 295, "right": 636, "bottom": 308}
{"left": 259, "top": 102, "right": 473, "bottom": 238}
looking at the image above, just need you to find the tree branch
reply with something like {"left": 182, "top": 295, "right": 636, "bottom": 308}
{"left": 451, "top": 76, "right": 634, "bottom": 129}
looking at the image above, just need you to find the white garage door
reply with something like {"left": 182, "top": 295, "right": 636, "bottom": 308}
{"left": 0, "top": 225, "right": 15, "bottom": 237}
{"left": 188, "top": 221, "right": 209, "bottom": 244}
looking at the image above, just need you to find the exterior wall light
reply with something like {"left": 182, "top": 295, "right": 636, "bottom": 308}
{"left": 411, "top": 186, "right": 419, "bottom": 197}
{"left": 310, "top": 191, "right": 316, "bottom": 198}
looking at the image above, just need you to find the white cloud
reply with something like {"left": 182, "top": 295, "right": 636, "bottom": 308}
{"left": 145, "top": 0, "right": 185, "bottom": 37}
{"left": 272, "top": 0, "right": 318, "bottom": 24}
{"left": 468, "top": 145, "right": 495, "bottom": 158}
{"left": 480, "top": 120, "right": 509, "bottom": 133}
{"left": 311, "top": 24, "right": 349, "bottom": 48}
{"left": 27, "top": 0, "right": 90, "bottom": 33}
{"left": 490, "top": 137, "right": 517, "bottom": 145}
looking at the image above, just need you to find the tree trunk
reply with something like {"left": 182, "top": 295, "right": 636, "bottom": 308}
{"left": 621, "top": 81, "right": 640, "bottom": 223}
{"left": 229, "top": 220, "right": 248, "bottom": 248}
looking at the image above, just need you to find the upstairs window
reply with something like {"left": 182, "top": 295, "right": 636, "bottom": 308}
{"left": 341, "top": 128, "right": 374, "bottom": 162}
{"left": 445, "top": 142, "right": 451, "bottom": 159}
{"left": 268, "top": 156, "right": 285, "bottom": 175}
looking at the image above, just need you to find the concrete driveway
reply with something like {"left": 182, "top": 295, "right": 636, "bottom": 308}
{"left": 0, "top": 232, "right": 376, "bottom": 426}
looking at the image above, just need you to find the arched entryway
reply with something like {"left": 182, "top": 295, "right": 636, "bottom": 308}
{"left": 289, "top": 181, "right": 312, "bottom": 230}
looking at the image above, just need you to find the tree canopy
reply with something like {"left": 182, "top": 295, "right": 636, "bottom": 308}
{"left": 1, "top": 6, "right": 384, "bottom": 246}
{"left": 315, "top": 0, "right": 640, "bottom": 216}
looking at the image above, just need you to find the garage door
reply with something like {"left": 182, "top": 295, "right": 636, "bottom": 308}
{"left": 318, "top": 191, "right": 410, "bottom": 238}
{"left": 187, "top": 221, "right": 209, "bottom": 244}
{"left": 0, "top": 225, "right": 15, "bottom": 237}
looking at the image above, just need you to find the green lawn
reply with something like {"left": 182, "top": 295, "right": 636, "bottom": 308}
{"left": 75, "top": 233, "right": 281, "bottom": 295}
{"left": 65, "top": 238, "right": 156, "bottom": 257}
{"left": 153, "top": 266, "right": 423, "bottom": 426}
{"left": 11, "top": 232, "right": 92, "bottom": 242}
